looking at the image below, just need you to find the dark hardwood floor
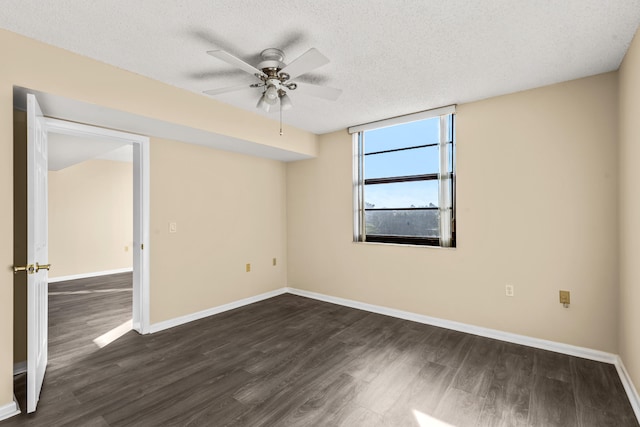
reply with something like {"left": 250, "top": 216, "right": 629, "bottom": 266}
{"left": 3, "top": 273, "right": 638, "bottom": 426}
{"left": 47, "top": 273, "right": 133, "bottom": 374}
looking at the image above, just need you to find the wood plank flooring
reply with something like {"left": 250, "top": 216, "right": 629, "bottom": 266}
{"left": 3, "top": 273, "right": 638, "bottom": 426}
{"left": 47, "top": 273, "right": 133, "bottom": 374}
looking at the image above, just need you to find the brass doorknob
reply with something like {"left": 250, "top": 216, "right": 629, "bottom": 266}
{"left": 35, "top": 263, "right": 51, "bottom": 272}
{"left": 13, "top": 264, "right": 35, "bottom": 274}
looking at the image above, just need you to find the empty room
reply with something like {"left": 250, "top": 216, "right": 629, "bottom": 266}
{"left": 1, "top": 1, "right": 640, "bottom": 426}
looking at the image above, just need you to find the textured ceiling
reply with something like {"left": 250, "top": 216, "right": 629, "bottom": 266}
{"left": 1, "top": 1, "right": 639, "bottom": 134}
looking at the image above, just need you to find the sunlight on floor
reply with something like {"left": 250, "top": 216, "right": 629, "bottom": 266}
{"left": 413, "top": 409, "right": 454, "bottom": 427}
{"left": 93, "top": 319, "right": 133, "bottom": 348}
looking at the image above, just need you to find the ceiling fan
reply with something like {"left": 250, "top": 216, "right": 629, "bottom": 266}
{"left": 203, "top": 47, "right": 342, "bottom": 116}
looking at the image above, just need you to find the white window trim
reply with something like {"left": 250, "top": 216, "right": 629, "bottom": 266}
{"left": 352, "top": 132, "right": 364, "bottom": 242}
{"left": 348, "top": 105, "right": 456, "bottom": 134}
{"left": 438, "top": 115, "right": 453, "bottom": 247}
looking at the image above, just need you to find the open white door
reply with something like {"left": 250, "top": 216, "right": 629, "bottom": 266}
{"left": 26, "top": 93, "right": 49, "bottom": 413}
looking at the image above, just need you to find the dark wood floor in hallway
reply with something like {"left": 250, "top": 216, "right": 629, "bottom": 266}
{"left": 3, "top": 273, "right": 638, "bottom": 426}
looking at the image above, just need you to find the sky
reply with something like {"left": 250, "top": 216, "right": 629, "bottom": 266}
{"left": 364, "top": 117, "right": 445, "bottom": 209}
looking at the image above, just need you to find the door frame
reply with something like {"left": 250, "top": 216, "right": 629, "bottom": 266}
{"left": 44, "top": 118, "right": 151, "bottom": 333}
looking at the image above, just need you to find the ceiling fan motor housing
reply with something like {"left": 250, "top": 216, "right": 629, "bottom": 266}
{"left": 256, "top": 48, "right": 297, "bottom": 93}
{"left": 258, "top": 48, "right": 286, "bottom": 70}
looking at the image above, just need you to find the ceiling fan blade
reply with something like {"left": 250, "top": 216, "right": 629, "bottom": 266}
{"left": 188, "top": 69, "right": 245, "bottom": 80}
{"left": 207, "top": 50, "right": 266, "bottom": 77}
{"left": 281, "top": 48, "right": 329, "bottom": 79}
{"left": 294, "top": 82, "right": 342, "bottom": 101}
{"left": 203, "top": 84, "right": 257, "bottom": 96}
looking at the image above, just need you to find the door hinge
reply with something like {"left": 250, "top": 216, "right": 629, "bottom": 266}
{"left": 141, "top": 244, "right": 144, "bottom": 250}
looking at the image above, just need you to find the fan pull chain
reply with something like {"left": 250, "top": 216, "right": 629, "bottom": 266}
{"left": 279, "top": 99, "right": 283, "bottom": 136}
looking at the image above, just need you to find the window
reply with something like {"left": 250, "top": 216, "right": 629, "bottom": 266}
{"left": 350, "top": 106, "right": 456, "bottom": 247}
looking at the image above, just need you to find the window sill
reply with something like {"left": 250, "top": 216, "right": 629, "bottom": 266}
{"left": 352, "top": 240, "right": 457, "bottom": 250}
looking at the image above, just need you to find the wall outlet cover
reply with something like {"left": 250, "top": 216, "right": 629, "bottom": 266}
{"left": 505, "top": 284, "right": 514, "bottom": 297}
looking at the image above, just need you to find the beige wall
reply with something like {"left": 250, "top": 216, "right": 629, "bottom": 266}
{"left": 149, "top": 138, "right": 287, "bottom": 323}
{"left": 288, "top": 72, "right": 620, "bottom": 352}
{"left": 1, "top": 29, "right": 312, "bottom": 407}
{"left": 619, "top": 28, "right": 640, "bottom": 393}
{"left": 48, "top": 159, "right": 133, "bottom": 279}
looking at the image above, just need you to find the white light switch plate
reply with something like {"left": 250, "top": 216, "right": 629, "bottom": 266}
{"left": 169, "top": 222, "right": 177, "bottom": 233}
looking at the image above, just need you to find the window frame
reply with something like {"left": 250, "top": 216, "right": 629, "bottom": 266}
{"left": 351, "top": 107, "right": 456, "bottom": 248}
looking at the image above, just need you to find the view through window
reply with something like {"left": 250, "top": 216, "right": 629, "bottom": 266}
{"left": 353, "top": 109, "right": 455, "bottom": 247}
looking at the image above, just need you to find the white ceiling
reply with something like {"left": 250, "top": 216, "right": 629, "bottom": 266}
{"left": 48, "top": 132, "right": 132, "bottom": 171}
{"left": 1, "top": 1, "right": 639, "bottom": 135}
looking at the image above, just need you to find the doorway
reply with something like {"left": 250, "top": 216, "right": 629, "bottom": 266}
{"left": 12, "top": 100, "right": 150, "bottom": 414}
{"left": 44, "top": 118, "right": 150, "bottom": 334}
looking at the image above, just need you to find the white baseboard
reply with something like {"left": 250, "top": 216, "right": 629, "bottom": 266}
{"left": 48, "top": 267, "right": 133, "bottom": 283}
{"left": 149, "top": 288, "right": 288, "bottom": 334}
{"left": 13, "top": 360, "right": 26, "bottom": 376}
{"left": 0, "top": 396, "right": 20, "bottom": 422}
{"left": 285, "top": 287, "right": 618, "bottom": 363}
{"left": 149, "top": 285, "right": 619, "bottom": 363}
{"left": 614, "top": 356, "right": 640, "bottom": 420}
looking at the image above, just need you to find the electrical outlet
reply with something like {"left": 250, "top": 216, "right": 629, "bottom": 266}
{"left": 505, "top": 284, "right": 514, "bottom": 297}
{"left": 559, "top": 290, "right": 570, "bottom": 307}
{"left": 246, "top": 263, "right": 251, "bottom": 273}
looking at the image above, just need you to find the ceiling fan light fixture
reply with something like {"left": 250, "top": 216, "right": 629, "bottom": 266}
{"left": 256, "top": 94, "right": 273, "bottom": 112}
{"left": 265, "top": 85, "right": 279, "bottom": 102}
{"left": 279, "top": 91, "right": 293, "bottom": 111}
